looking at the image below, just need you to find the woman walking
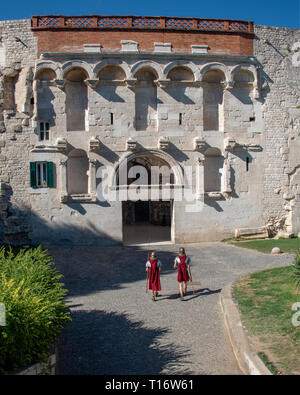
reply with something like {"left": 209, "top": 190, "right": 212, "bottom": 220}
{"left": 174, "top": 247, "right": 191, "bottom": 300}
{"left": 146, "top": 251, "right": 162, "bottom": 301}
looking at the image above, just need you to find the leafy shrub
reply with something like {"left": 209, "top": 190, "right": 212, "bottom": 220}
{"left": 0, "top": 246, "right": 70, "bottom": 374}
{"left": 292, "top": 252, "right": 300, "bottom": 293}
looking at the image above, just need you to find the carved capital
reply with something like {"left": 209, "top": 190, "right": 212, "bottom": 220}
{"left": 224, "top": 80, "right": 235, "bottom": 90}
{"left": 54, "top": 79, "right": 66, "bottom": 90}
{"left": 85, "top": 79, "right": 99, "bottom": 89}
{"left": 224, "top": 137, "right": 237, "bottom": 151}
{"left": 158, "top": 137, "right": 169, "bottom": 151}
{"left": 126, "top": 138, "right": 137, "bottom": 152}
{"left": 125, "top": 78, "right": 137, "bottom": 89}
{"left": 89, "top": 137, "right": 100, "bottom": 152}
{"left": 193, "top": 137, "right": 206, "bottom": 152}
{"left": 56, "top": 137, "right": 67, "bottom": 152}
{"left": 89, "top": 159, "right": 98, "bottom": 167}
{"left": 155, "top": 79, "right": 171, "bottom": 88}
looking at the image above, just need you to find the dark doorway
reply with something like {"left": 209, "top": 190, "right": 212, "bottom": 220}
{"left": 135, "top": 201, "right": 150, "bottom": 223}
{"left": 122, "top": 200, "right": 172, "bottom": 245}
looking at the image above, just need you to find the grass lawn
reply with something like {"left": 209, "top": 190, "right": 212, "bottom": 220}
{"left": 233, "top": 266, "right": 300, "bottom": 375}
{"left": 226, "top": 237, "right": 300, "bottom": 254}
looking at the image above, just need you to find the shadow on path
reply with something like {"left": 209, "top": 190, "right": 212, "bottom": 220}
{"left": 57, "top": 309, "right": 192, "bottom": 375}
{"left": 156, "top": 288, "right": 222, "bottom": 301}
{"left": 51, "top": 247, "right": 177, "bottom": 298}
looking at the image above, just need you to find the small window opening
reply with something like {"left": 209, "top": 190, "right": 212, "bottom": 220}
{"left": 30, "top": 97, "right": 34, "bottom": 105}
{"left": 179, "top": 113, "right": 182, "bottom": 126}
{"left": 36, "top": 162, "right": 48, "bottom": 187}
{"left": 39, "top": 122, "right": 49, "bottom": 141}
{"left": 249, "top": 117, "right": 255, "bottom": 122}
{"left": 246, "top": 156, "right": 250, "bottom": 172}
{"left": 110, "top": 112, "right": 114, "bottom": 125}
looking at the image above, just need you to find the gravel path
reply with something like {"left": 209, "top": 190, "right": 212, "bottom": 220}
{"left": 51, "top": 242, "right": 293, "bottom": 375}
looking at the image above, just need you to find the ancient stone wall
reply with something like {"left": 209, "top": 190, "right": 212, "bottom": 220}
{"left": 0, "top": 17, "right": 299, "bottom": 246}
{"left": 254, "top": 25, "right": 300, "bottom": 233}
{"left": 0, "top": 19, "right": 37, "bottom": 244}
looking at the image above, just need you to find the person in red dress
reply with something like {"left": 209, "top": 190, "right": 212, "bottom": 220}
{"left": 146, "top": 251, "right": 162, "bottom": 301}
{"left": 173, "top": 247, "right": 191, "bottom": 300}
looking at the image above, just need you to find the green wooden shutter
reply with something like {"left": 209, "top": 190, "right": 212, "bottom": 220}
{"left": 30, "top": 162, "right": 37, "bottom": 188}
{"left": 46, "top": 162, "right": 54, "bottom": 188}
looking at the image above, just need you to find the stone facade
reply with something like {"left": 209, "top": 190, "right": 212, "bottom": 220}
{"left": 0, "top": 16, "right": 299, "bottom": 246}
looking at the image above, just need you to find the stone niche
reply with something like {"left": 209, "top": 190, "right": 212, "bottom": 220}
{"left": 229, "top": 69, "right": 255, "bottom": 131}
{"left": 67, "top": 149, "right": 89, "bottom": 194}
{"left": 202, "top": 70, "right": 224, "bottom": 131}
{"left": 35, "top": 68, "right": 56, "bottom": 123}
{"left": 204, "top": 148, "right": 224, "bottom": 192}
{"left": 64, "top": 68, "right": 88, "bottom": 131}
{"left": 134, "top": 68, "right": 158, "bottom": 131}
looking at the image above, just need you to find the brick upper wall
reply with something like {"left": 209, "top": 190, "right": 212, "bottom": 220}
{"left": 31, "top": 15, "right": 254, "bottom": 56}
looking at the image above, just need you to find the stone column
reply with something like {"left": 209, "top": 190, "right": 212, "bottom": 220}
{"left": 0, "top": 75, "right": 5, "bottom": 132}
{"left": 31, "top": 79, "right": 39, "bottom": 126}
{"left": 222, "top": 158, "right": 232, "bottom": 197}
{"left": 196, "top": 157, "right": 205, "bottom": 200}
{"left": 88, "top": 158, "right": 97, "bottom": 200}
{"left": 59, "top": 159, "right": 68, "bottom": 202}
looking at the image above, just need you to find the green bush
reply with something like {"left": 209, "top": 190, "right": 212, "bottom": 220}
{"left": 292, "top": 252, "right": 300, "bottom": 293}
{"left": 0, "top": 246, "right": 71, "bottom": 374}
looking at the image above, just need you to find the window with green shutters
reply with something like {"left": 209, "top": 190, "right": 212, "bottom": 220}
{"left": 30, "top": 161, "right": 54, "bottom": 188}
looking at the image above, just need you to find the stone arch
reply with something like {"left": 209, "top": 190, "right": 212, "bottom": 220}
{"left": 35, "top": 68, "right": 57, "bottom": 81}
{"left": 230, "top": 64, "right": 257, "bottom": 86}
{"left": 164, "top": 61, "right": 199, "bottom": 81}
{"left": 98, "top": 65, "right": 126, "bottom": 81}
{"left": 93, "top": 59, "right": 130, "bottom": 80}
{"left": 204, "top": 147, "right": 222, "bottom": 156}
{"left": 167, "top": 66, "right": 194, "bottom": 82}
{"left": 64, "top": 66, "right": 89, "bottom": 82}
{"left": 130, "top": 60, "right": 163, "bottom": 80}
{"left": 200, "top": 63, "right": 229, "bottom": 83}
{"left": 34, "top": 62, "right": 58, "bottom": 125}
{"left": 111, "top": 150, "right": 184, "bottom": 188}
{"left": 230, "top": 65, "right": 256, "bottom": 110}
{"left": 62, "top": 61, "right": 92, "bottom": 80}
{"left": 34, "top": 61, "right": 61, "bottom": 80}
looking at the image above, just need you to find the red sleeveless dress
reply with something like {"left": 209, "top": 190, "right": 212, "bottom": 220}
{"left": 177, "top": 255, "right": 190, "bottom": 283}
{"left": 148, "top": 259, "right": 161, "bottom": 291}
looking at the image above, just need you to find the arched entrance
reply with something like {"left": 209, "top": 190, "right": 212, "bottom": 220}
{"left": 116, "top": 151, "right": 182, "bottom": 245}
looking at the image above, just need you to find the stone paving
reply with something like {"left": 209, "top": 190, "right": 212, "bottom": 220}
{"left": 52, "top": 242, "right": 293, "bottom": 375}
